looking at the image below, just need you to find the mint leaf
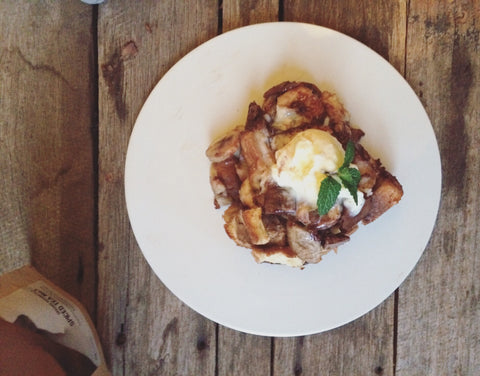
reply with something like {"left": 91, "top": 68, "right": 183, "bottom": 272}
{"left": 317, "top": 176, "right": 341, "bottom": 215}
{"left": 316, "top": 139, "right": 361, "bottom": 214}
{"left": 338, "top": 167, "right": 361, "bottom": 204}
{"left": 342, "top": 140, "right": 355, "bottom": 168}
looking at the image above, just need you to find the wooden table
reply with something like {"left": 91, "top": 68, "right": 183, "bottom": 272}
{"left": 1, "top": 1, "right": 479, "bottom": 374}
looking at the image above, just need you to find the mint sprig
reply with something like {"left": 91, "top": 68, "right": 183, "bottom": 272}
{"left": 317, "top": 140, "right": 360, "bottom": 216}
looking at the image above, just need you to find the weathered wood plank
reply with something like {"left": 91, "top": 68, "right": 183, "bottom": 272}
{"left": 222, "top": 0, "right": 278, "bottom": 32}
{"left": 397, "top": 1, "right": 480, "bottom": 374}
{"left": 216, "top": 2, "right": 278, "bottom": 375}
{"left": 272, "top": 1, "right": 408, "bottom": 375}
{"left": 0, "top": 0, "right": 96, "bottom": 316}
{"left": 97, "top": 1, "right": 218, "bottom": 374}
{"left": 217, "top": 328, "right": 272, "bottom": 376}
{"left": 273, "top": 300, "right": 393, "bottom": 376}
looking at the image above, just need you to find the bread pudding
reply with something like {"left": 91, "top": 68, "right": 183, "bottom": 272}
{"left": 206, "top": 81, "right": 403, "bottom": 267}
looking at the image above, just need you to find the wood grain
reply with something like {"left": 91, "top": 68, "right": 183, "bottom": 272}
{"left": 397, "top": 1, "right": 480, "bottom": 374}
{"left": 2, "top": 1, "right": 479, "bottom": 375}
{"left": 217, "top": 329, "right": 272, "bottom": 376}
{"left": 222, "top": 0, "right": 278, "bottom": 32}
{"left": 0, "top": 0, "right": 96, "bottom": 316}
{"left": 273, "top": 300, "right": 393, "bottom": 376}
{"left": 97, "top": 1, "right": 218, "bottom": 374}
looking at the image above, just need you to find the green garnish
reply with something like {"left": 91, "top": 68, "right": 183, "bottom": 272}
{"left": 342, "top": 139, "right": 355, "bottom": 168}
{"left": 317, "top": 140, "right": 361, "bottom": 216}
{"left": 317, "top": 176, "right": 342, "bottom": 215}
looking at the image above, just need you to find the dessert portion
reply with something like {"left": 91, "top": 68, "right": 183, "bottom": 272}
{"left": 206, "top": 81, "right": 403, "bottom": 267}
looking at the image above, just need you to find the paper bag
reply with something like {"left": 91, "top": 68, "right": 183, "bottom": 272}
{"left": 0, "top": 266, "right": 110, "bottom": 376}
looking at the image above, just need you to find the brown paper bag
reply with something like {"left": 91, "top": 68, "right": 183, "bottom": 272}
{"left": 0, "top": 266, "right": 110, "bottom": 376}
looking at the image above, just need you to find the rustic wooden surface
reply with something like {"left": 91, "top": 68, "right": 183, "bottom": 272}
{"left": 0, "top": 0, "right": 96, "bottom": 317}
{"left": 0, "top": 0, "right": 479, "bottom": 375}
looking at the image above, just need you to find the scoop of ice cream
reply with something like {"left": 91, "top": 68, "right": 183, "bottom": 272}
{"left": 271, "top": 129, "right": 345, "bottom": 207}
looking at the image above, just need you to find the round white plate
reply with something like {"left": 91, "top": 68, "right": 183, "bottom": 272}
{"left": 125, "top": 22, "right": 441, "bottom": 337}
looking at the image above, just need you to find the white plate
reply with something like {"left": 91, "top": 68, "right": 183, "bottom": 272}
{"left": 125, "top": 22, "right": 441, "bottom": 337}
